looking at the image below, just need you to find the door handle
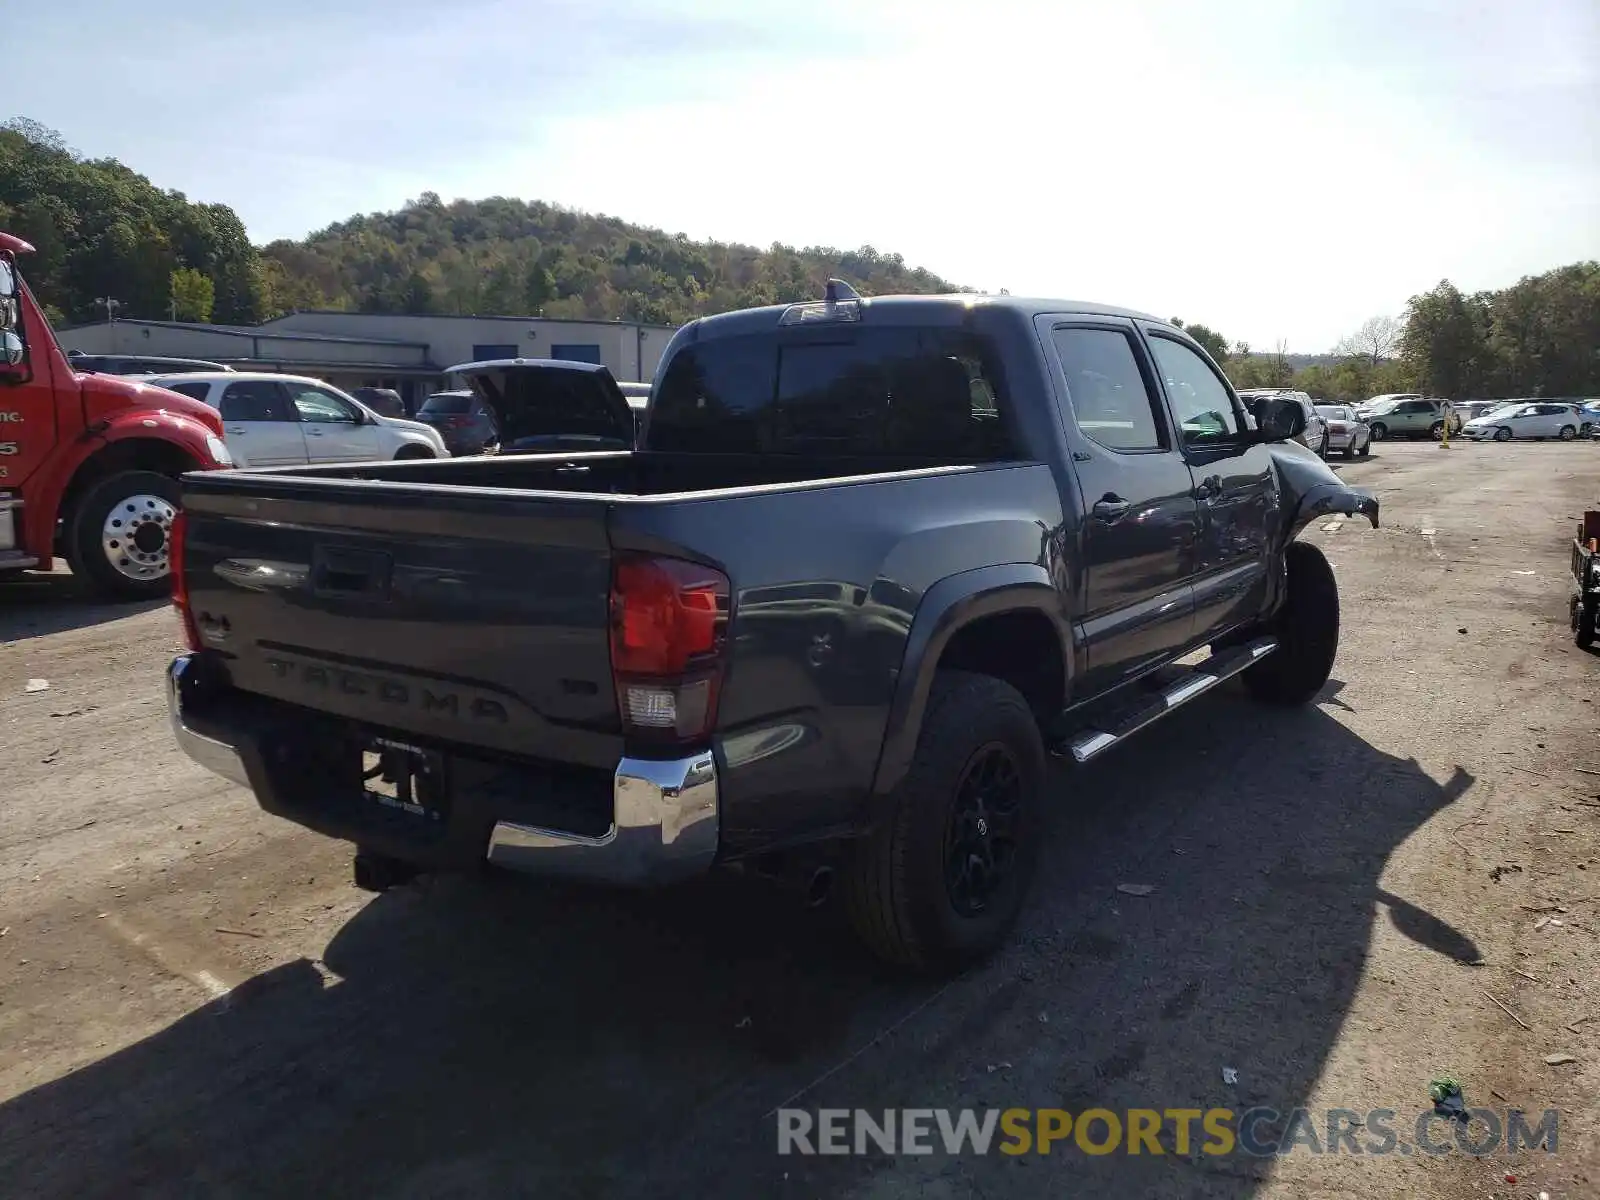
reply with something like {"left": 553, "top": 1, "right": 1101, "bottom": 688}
{"left": 1195, "top": 475, "right": 1222, "bottom": 500}
{"left": 1091, "top": 494, "right": 1130, "bottom": 521}
{"left": 226, "top": 427, "right": 246, "bottom": 435}
{"left": 304, "top": 429, "right": 324, "bottom": 436}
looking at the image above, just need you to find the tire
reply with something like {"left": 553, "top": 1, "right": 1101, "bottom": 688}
{"left": 1494, "top": 426, "right": 1512, "bottom": 442}
{"left": 1243, "top": 541, "right": 1339, "bottom": 706}
{"left": 394, "top": 444, "right": 435, "bottom": 460}
{"left": 1575, "top": 603, "right": 1596, "bottom": 650}
{"left": 1559, "top": 425, "right": 1577, "bottom": 441}
{"left": 842, "top": 671, "right": 1046, "bottom": 973}
{"left": 1368, "top": 422, "right": 1387, "bottom": 441}
{"left": 1429, "top": 420, "right": 1445, "bottom": 441}
{"left": 1343, "top": 443, "right": 1356, "bottom": 460}
{"left": 1358, "top": 439, "right": 1371, "bottom": 457}
{"left": 66, "top": 470, "right": 180, "bottom": 601}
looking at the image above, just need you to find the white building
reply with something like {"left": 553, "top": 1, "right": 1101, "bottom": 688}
{"left": 56, "top": 310, "right": 677, "bottom": 410}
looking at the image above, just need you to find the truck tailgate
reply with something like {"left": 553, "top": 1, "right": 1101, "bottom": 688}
{"left": 180, "top": 477, "right": 621, "bottom": 768}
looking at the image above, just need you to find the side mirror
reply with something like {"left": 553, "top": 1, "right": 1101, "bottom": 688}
{"left": 0, "top": 257, "right": 26, "bottom": 381}
{"left": 1252, "top": 395, "right": 1306, "bottom": 442}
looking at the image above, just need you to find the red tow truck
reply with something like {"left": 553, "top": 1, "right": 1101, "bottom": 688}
{"left": 0, "top": 231, "right": 232, "bottom": 599}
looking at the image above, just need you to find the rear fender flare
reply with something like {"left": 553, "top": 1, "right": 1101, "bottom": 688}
{"left": 869, "top": 563, "right": 1070, "bottom": 799}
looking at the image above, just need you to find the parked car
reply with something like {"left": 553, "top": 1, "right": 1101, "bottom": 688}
{"left": 1462, "top": 401, "right": 1585, "bottom": 442}
{"left": 445, "top": 358, "right": 640, "bottom": 454}
{"left": 349, "top": 387, "right": 408, "bottom": 419}
{"left": 165, "top": 283, "right": 1378, "bottom": 973}
{"left": 69, "top": 352, "right": 234, "bottom": 375}
{"left": 415, "top": 389, "right": 500, "bottom": 455}
{"left": 1577, "top": 400, "right": 1600, "bottom": 436}
{"left": 1238, "top": 389, "right": 1327, "bottom": 457}
{"left": 147, "top": 372, "right": 447, "bottom": 467}
{"left": 1315, "top": 404, "right": 1371, "bottom": 458}
{"left": 1357, "top": 396, "right": 1460, "bottom": 441}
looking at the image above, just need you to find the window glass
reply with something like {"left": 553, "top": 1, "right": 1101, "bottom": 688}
{"left": 219, "top": 381, "right": 292, "bottom": 422}
{"left": 650, "top": 328, "right": 1015, "bottom": 458}
{"left": 1148, "top": 336, "right": 1243, "bottom": 444}
{"left": 287, "top": 385, "right": 359, "bottom": 424}
{"left": 1050, "top": 327, "right": 1163, "bottom": 452}
{"left": 164, "top": 381, "right": 213, "bottom": 404}
{"left": 419, "top": 393, "right": 472, "bottom": 414}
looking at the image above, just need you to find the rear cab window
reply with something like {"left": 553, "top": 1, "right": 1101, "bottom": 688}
{"left": 649, "top": 327, "right": 1018, "bottom": 459}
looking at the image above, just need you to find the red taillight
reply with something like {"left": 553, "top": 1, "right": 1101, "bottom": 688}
{"left": 609, "top": 555, "right": 729, "bottom": 742}
{"left": 169, "top": 508, "right": 200, "bottom": 650}
{"left": 444, "top": 415, "right": 470, "bottom": 428}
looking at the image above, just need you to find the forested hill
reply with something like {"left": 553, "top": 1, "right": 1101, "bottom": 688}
{"left": 0, "top": 117, "right": 963, "bottom": 327}
{"left": 261, "top": 194, "right": 966, "bottom": 325}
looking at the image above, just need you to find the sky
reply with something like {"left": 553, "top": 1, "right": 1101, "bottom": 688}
{"left": 12, "top": 0, "right": 1599, "bottom": 350}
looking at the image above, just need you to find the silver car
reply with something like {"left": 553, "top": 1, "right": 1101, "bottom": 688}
{"left": 1315, "top": 404, "right": 1371, "bottom": 458}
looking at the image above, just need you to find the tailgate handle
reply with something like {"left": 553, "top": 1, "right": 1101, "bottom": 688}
{"left": 311, "top": 546, "right": 393, "bottom": 599}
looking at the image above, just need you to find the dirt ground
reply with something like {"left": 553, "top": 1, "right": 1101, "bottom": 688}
{"left": 1, "top": 440, "right": 1596, "bottom": 1199}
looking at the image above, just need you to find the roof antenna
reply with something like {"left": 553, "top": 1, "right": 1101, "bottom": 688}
{"left": 824, "top": 278, "right": 861, "bottom": 305}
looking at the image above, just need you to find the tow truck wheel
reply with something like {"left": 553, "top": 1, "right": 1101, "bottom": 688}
{"left": 842, "top": 670, "right": 1045, "bottom": 974}
{"left": 1574, "top": 599, "right": 1596, "bottom": 650}
{"left": 1243, "top": 541, "right": 1340, "bottom": 706}
{"left": 67, "top": 470, "right": 181, "bottom": 601}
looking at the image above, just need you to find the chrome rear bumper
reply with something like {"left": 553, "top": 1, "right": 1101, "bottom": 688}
{"left": 167, "top": 654, "right": 718, "bottom": 886}
{"left": 486, "top": 754, "right": 718, "bottom": 885}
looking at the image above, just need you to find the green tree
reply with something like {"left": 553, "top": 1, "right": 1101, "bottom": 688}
{"left": 169, "top": 266, "right": 213, "bottom": 322}
{"left": 1401, "top": 281, "right": 1486, "bottom": 398}
{"left": 1171, "top": 318, "right": 1230, "bottom": 363}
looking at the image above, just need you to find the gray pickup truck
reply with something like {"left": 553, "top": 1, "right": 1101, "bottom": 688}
{"left": 166, "top": 283, "right": 1377, "bottom": 972}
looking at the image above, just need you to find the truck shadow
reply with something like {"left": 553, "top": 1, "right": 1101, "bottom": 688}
{"left": 0, "top": 687, "right": 1474, "bottom": 1200}
{"left": 0, "top": 568, "right": 165, "bottom": 641}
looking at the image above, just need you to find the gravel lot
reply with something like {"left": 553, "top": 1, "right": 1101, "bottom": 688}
{"left": 2, "top": 441, "right": 1597, "bottom": 1199}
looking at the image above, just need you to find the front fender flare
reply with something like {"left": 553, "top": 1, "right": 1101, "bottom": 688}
{"left": 869, "top": 562, "right": 1070, "bottom": 799}
{"left": 1287, "top": 481, "right": 1380, "bottom": 538}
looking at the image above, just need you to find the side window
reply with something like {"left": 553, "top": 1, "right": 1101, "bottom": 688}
{"left": 287, "top": 385, "right": 360, "bottom": 424}
{"left": 218, "top": 381, "right": 292, "bottom": 422}
{"left": 163, "top": 381, "right": 213, "bottom": 404}
{"left": 1147, "top": 336, "right": 1243, "bottom": 445}
{"left": 1051, "top": 327, "right": 1164, "bottom": 453}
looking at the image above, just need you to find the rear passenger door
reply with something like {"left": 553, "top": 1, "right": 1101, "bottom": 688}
{"left": 1042, "top": 319, "right": 1199, "bottom": 693}
{"left": 216, "top": 380, "right": 308, "bottom": 468}
{"left": 1140, "top": 327, "right": 1279, "bottom": 646}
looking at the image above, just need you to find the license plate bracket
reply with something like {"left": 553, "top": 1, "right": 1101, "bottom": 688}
{"left": 361, "top": 735, "right": 449, "bottom": 824}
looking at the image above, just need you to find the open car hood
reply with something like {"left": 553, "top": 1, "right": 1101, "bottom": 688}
{"left": 449, "top": 358, "right": 635, "bottom": 452}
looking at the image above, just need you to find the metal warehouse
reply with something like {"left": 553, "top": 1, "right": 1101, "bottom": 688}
{"left": 55, "top": 310, "right": 677, "bottom": 410}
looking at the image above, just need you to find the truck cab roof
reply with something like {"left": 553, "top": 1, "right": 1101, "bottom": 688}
{"left": 682, "top": 292, "right": 1167, "bottom": 343}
